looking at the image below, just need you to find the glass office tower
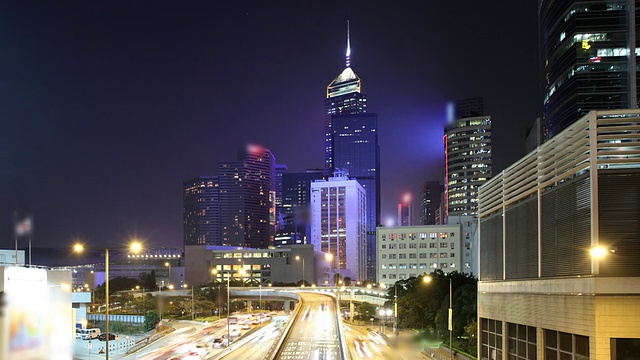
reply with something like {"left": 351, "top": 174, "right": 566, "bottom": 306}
{"left": 540, "top": 0, "right": 640, "bottom": 139}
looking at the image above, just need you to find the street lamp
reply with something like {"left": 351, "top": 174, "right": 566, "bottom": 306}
{"left": 295, "top": 255, "right": 305, "bottom": 286}
{"left": 73, "top": 240, "right": 142, "bottom": 360}
{"left": 164, "top": 262, "right": 171, "bottom": 287}
{"left": 183, "top": 284, "right": 194, "bottom": 320}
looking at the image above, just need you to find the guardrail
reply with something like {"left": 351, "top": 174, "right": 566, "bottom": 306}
{"left": 124, "top": 326, "right": 175, "bottom": 355}
{"left": 266, "top": 294, "right": 302, "bottom": 360}
{"left": 335, "top": 295, "right": 349, "bottom": 360}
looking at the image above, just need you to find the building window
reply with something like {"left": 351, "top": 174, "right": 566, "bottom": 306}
{"left": 450, "top": 243, "right": 455, "bottom": 249}
{"left": 389, "top": 254, "right": 396, "bottom": 259}
{"left": 389, "top": 244, "right": 396, "bottom": 250}
{"left": 429, "top": 232, "right": 437, "bottom": 239}
{"left": 409, "top": 264, "right": 417, "bottom": 269}
{"left": 480, "top": 318, "right": 503, "bottom": 360}
{"left": 399, "top": 264, "right": 407, "bottom": 269}
{"left": 419, "top": 253, "right": 427, "bottom": 259}
{"left": 382, "top": 245, "right": 387, "bottom": 249}
{"left": 440, "top": 232, "right": 448, "bottom": 239}
{"left": 399, "top": 254, "right": 406, "bottom": 259}
{"left": 440, "top": 253, "right": 448, "bottom": 258}
{"left": 389, "top": 264, "right": 396, "bottom": 270}
{"left": 430, "top": 243, "right": 437, "bottom": 248}
{"left": 409, "top": 243, "right": 417, "bottom": 249}
{"left": 544, "top": 330, "right": 589, "bottom": 360}
{"left": 399, "top": 243, "right": 406, "bottom": 249}
{"left": 465, "top": 242, "right": 471, "bottom": 249}
{"left": 382, "top": 254, "right": 387, "bottom": 259}
{"left": 409, "top": 253, "right": 416, "bottom": 259}
{"left": 419, "top": 243, "right": 427, "bottom": 248}
{"left": 440, "top": 243, "right": 448, "bottom": 248}
{"left": 381, "top": 264, "right": 387, "bottom": 269}
{"left": 419, "top": 263, "right": 427, "bottom": 269}
{"left": 430, "top": 253, "right": 438, "bottom": 258}
{"left": 450, "top": 253, "right": 455, "bottom": 258}
{"left": 465, "top": 262, "right": 471, "bottom": 268}
{"left": 507, "top": 323, "right": 537, "bottom": 360}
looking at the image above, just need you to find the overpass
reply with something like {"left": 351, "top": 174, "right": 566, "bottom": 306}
{"left": 229, "top": 286, "right": 388, "bottom": 306}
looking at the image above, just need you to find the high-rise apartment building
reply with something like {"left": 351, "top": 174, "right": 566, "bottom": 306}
{"left": 478, "top": 110, "right": 640, "bottom": 359}
{"left": 420, "top": 181, "right": 443, "bottom": 225}
{"left": 540, "top": 0, "right": 640, "bottom": 139}
{"left": 444, "top": 98, "right": 492, "bottom": 218}
{"left": 332, "top": 113, "right": 380, "bottom": 281}
{"left": 183, "top": 176, "right": 219, "bottom": 246}
{"left": 219, "top": 145, "right": 276, "bottom": 248}
{"left": 310, "top": 170, "right": 367, "bottom": 283}
{"left": 325, "top": 22, "right": 367, "bottom": 172}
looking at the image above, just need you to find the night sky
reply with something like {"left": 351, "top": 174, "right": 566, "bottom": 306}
{"left": 1, "top": 1, "right": 540, "bottom": 250}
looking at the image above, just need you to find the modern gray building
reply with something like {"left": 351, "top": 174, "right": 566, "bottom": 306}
{"left": 478, "top": 110, "right": 640, "bottom": 359}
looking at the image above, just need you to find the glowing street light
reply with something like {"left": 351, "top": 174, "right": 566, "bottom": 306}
{"left": 73, "top": 240, "right": 142, "bottom": 360}
{"left": 590, "top": 246, "right": 608, "bottom": 258}
{"left": 295, "top": 255, "right": 305, "bottom": 286}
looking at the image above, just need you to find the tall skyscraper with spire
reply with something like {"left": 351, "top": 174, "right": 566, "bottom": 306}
{"left": 324, "top": 22, "right": 380, "bottom": 281}
{"left": 324, "top": 21, "right": 367, "bottom": 172}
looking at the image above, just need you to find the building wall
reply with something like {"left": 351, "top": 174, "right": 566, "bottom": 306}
{"left": 184, "top": 245, "right": 328, "bottom": 287}
{"left": 376, "top": 225, "right": 462, "bottom": 285}
{"left": 183, "top": 176, "right": 219, "bottom": 246}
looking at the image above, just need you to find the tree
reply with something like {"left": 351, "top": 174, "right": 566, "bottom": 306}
{"left": 343, "top": 277, "right": 352, "bottom": 286}
{"left": 333, "top": 273, "right": 342, "bottom": 285}
{"left": 144, "top": 310, "right": 159, "bottom": 331}
{"left": 356, "top": 302, "right": 376, "bottom": 321}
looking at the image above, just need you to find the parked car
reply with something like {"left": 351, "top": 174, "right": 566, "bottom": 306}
{"left": 98, "top": 332, "right": 116, "bottom": 341}
{"left": 80, "top": 328, "right": 101, "bottom": 340}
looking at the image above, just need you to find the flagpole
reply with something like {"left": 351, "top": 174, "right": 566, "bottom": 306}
{"left": 14, "top": 212, "right": 18, "bottom": 267}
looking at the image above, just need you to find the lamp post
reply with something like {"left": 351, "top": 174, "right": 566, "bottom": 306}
{"left": 73, "top": 241, "right": 142, "bottom": 360}
{"left": 295, "top": 255, "right": 305, "bottom": 286}
{"left": 422, "top": 274, "right": 452, "bottom": 359}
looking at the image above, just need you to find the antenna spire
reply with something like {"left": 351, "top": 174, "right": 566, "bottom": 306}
{"left": 346, "top": 20, "right": 351, "bottom": 68}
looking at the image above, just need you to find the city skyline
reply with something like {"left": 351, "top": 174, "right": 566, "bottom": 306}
{"left": 1, "top": 1, "right": 540, "bottom": 249}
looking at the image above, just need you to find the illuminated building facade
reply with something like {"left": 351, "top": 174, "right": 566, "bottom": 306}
{"left": 444, "top": 98, "right": 492, "bottom": 218}
{"left": 331, "top": 113, "right": 379, "bottom": 281}
{"left": 310, "top": 170, "right": 367, "bottom": 282}
{"left": 183, "top": 176, "right": 220, "bottom": 246}
{"left": 540, "top": 0, "right": 640, "bottom": 139}
{"left": 219, "top": 145, "right": 276, "bottom": 248}
{"left": 478, "top": 110, "right": 640, "bottom": 359}
{"left": 324, "top": 22, "right": 367, "bottom": 173}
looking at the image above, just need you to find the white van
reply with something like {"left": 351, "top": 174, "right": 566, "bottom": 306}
{"left": 80, "top": 328, "right": 101, "bottom": 340}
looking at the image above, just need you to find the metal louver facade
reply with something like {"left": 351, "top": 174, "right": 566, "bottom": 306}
{"left": 479, "top": 109, "right": 640, "bottom": 281}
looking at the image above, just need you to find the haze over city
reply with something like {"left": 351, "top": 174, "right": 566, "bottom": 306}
{"left": 1, "top": 1, "right": 538, "bottom": 248}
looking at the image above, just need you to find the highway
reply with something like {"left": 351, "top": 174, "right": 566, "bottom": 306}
{"left": 343, "top": 323, "right": 430, "bottom": 360}
{"left": 277, "top": 292, "right": 341, "bottom": 360}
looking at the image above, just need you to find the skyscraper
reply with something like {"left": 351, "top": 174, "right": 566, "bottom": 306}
{"left": 444, "top": 98, "right": 492, "bottom": 218}
{"left": 183, "top": 176, "right": 220, "bottom": 246}
{"left": 275, "top": 164, "right": 288, "bottom": 221}
{"left": 277, "top": 170, "right": 324, "bottom": 246}
{"left": 325, "top": 21, "right": 367, "bottom": 172}
{"left": 311, "top": 170, "right": 367, "bottom": 283}
{"left": 332, "top": 113, "right": 380, "bottom": 281}
{"left": 219, "top": 145, "right": 276, "bottom": 248}
{"left": 420, "top": 181, "right": 443, "bottom": 225}
{"left": 540, "top": 0, "right": 639, "bottom": 139}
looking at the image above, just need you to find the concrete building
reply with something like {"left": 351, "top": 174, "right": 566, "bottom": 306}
{"left": 445, "top": 98, "right": 492, "bottom": 218}
{"left": 184, "top": 244, "right": 332, "bottom": 287}
{"left": 376, "top": 225, "right": 462, "bottom": 284}
{"left": 311, "top": 170, "right": 367, "bottom": 282}
{"left": 478, "top": 110, "right": 640, "bottom": 359}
